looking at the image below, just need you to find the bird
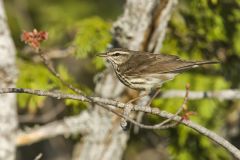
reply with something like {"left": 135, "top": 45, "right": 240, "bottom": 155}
{"left": 98, "top": 48, "right": 219, "bottom": 91}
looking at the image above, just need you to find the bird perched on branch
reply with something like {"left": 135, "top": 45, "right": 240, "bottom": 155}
{"left": 98, "top": 48, "right": 219, "bottom": 91}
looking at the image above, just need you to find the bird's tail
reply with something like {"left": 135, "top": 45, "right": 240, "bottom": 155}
{"left": 193, "top": 60, "right": 220, "bottom": 66}
{"left": 172, "top": 60, "right": 220, "bottom": 73}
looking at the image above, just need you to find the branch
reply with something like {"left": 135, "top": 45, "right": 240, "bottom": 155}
{"left": 147, "top": 0, "right": 178, "bottom": 52}
{"left": 1, "top": 88, "right": 239, "bottom": 159}
{"left": 17, "top": 111, "right": 91, "bottom": 146}
{"left": 159, "top": 89, "right": 240, "bottom": 100}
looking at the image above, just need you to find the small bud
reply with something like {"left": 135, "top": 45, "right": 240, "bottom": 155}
{"left": 186, "top": 83, "right": 190, "bottom": 90}
{"left": 21, "top": 29, "right": 48, "bottom": 50}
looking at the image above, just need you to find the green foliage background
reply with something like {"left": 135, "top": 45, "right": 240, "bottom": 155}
{"left": 5, "top": 0, "right": 240, "bottom": 160}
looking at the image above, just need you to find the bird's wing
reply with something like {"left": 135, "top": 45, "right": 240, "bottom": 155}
{"left": 119, "top": 53, "right": 196, "bottom": 75}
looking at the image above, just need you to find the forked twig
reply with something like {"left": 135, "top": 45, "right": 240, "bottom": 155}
{"left": 21, "top": 30, "right": 83, "bottom": 95}
{"left": 98, "top": 102, "right": 175, "bottom": 130}
{"left": 132, "top": 83, "right": 190, "bottom": 130}
{"left": 134, "top": 88, "right": 162, "bottom": 132}
{"left": 121, "top": 85, "right": 188, "bottom": 131}
{"left": 2, "top": 87, "right": 240, "bottom": 160}
{"left": 120, "top": 92, "right": 148, "bottom": 129}
{"left": 152, "top": 83, "right": 190, "bottom": 128}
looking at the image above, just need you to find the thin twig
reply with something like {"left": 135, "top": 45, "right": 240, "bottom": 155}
{"left": 133, "top": 84, "right": 191, "bottom": 131}
{"left": 153, "top": 83, "right": 190, "bottom": 128}
{"left": 98, "top": 102, "right": 175, "bottom": 130}
{"left": 147, "top": 88, "right": 161, "bottom": 106}
{"left": 38, "top": 48, "right": 84, "bottom": 95}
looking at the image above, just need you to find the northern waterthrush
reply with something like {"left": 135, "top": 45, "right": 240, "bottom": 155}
{"left": 98, "top": 48, "right": 218, "bottom": 91}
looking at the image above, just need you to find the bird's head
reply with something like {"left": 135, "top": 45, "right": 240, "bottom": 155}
{"left": 98, "top": 48, "right": 132, "bottom": 65}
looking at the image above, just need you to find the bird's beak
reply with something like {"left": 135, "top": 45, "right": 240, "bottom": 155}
{"left": 97, "top": 53, "right": 108, "bottom": 57}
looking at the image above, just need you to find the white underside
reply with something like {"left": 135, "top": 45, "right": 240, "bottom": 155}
{"left": 127, "top": 73, "right": 178, "bottom": 90}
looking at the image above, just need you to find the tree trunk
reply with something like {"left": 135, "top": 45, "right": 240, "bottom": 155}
{"left": 72, "top": 0, "right": 177, "bottom": 160}
{"left": 0, "top": 0, "right": 18, "bottom": 159}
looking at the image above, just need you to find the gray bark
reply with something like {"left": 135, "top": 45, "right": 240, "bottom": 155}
{"left": 0, "top": 0, "right": 18, "bottom": 160}
{"left": 72, "top": 0, "right": 177, "bottom": 160}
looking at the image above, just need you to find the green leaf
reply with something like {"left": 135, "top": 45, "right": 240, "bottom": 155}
{"left": 72, "top": 16, "right": 112, "bottom": 69}
{"left": 73, "top": 16, "right": 112, "bottom": 58}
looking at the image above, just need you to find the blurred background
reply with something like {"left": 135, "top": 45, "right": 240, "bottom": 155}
{"left": 3, "top": 0, "right": 240, "bottom": 159}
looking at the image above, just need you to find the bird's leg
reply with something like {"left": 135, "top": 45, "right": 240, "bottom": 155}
{"left": 127, "top": 92, "right": 149, "bottom": 104}
{"left": 123, "top": 89, "right": 161, "bottom": 131}
{"left": 146, "top": 88, "right": 161, "bottom": 107}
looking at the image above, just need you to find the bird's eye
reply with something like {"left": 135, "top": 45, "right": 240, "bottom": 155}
{"left": 114, "top": 52, "right": 120, "bottom": 56}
